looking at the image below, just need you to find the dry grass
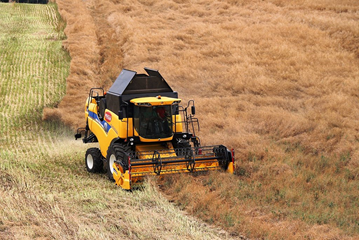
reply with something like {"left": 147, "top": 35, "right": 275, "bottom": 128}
{"left": 43, "top": 0, "right": 359, "bottom": 238}
{"left": 0, "top": 3, "right": 232, "bottom": 239}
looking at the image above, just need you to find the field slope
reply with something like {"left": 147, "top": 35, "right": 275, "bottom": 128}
{"left": 0, "top": 3, "right": 232, "bottom": 239}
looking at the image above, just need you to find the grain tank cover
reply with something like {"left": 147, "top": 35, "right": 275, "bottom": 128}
{"left": 108, "top": 68, "right": 174, "bottom": 97}
{"left": 107, "top": 69, "right": 137, "bottom": 97}
{"left": 105, "top": 68, "right": 178, "bottom": 117}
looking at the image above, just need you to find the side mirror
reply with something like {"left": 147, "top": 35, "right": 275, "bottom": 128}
{"left": 118, "top": 110, "right": 124, "bottom": 120}
{"left": 191, "top": 106, "right": 196, "bottom": 115}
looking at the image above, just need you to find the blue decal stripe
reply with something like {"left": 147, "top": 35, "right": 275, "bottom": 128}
{"left": 87, "top": 110, "right": 112, "bottom": 133}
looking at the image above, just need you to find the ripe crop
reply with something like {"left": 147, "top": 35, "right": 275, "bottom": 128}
{"left": 1, "top": 0, "right": 358, "bottom": 239}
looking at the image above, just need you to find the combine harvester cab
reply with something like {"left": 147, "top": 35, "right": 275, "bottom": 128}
{"left": 75, "top": 68, "right": 234, "bottom": 190}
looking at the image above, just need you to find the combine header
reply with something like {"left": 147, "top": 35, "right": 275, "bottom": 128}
{"left": 75, "top": 68, "right": 234, "bottom": 189}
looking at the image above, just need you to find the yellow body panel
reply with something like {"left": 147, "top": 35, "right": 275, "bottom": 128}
{"left": 173, "top": 114, "right": 183, "bottom": 133}
{"left": 135, "top": 143, "right": 177, "bottom": 158}
{"left": 131, "top": 96, "right": 181, "bottom": 106}
{"left": 89, "top": 103, "right": 98, "bottom": 114}
{"left": 87, "top": 113, "right": 118, "bottom": 157}
{"left": 117, "top": 117, "right": 134, "bottom": 139}
{"left": 138, "top": 136, "right": 173, "bottom": 142}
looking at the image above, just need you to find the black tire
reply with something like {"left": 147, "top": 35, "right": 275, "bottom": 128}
{"left": 106, "top": 143, "right": 132, "bottom": 181}
{"left": 214, "top": 145, "right": 231, "bottom": 170}
{"left": 85, "top": 148, "right": 103, "bottom": 173}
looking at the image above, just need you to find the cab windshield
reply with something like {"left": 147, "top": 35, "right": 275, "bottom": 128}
{"left": 134, "top": 105, "right": 172, "bottom": 139}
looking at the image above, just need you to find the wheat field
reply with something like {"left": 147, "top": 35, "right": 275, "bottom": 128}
{"left": 2, "top": 0, "right": 359, "bottom": 239}
{"left": 0, "top": 3, "right": 234, "bottom": 239}
{"left": 45, "top": 0, "right": 359, "bottom": 238}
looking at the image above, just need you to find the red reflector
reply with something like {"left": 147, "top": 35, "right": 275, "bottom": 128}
{"left": 198, "top": 148, "right": 202, "bottom": 155}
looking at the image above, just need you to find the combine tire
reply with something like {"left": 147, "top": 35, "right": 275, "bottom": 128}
{"left": 85, "top": 148, "right": 103, "bottom": 173}
{"left": 214, "top": 145, "right": 231, "bottom": 170}
{"left": 106, "top": 143, "right": 131, "bottom": 181}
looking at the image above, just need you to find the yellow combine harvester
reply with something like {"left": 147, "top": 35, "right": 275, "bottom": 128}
{"left": 75, "top": 68, "right": 234, "bottom": 189}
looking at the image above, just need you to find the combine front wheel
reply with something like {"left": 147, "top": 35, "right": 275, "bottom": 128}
{"left": 85, "top": 148, "right": 103, "bottom": 173}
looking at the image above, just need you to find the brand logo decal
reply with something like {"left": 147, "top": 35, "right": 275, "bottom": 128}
{"left": 105, "top": 112, "right": 112, "bottom": 122}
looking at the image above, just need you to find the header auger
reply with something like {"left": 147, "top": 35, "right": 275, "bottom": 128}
{"left": 75, "top": 68, "right": 234, "bottom": 190}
